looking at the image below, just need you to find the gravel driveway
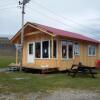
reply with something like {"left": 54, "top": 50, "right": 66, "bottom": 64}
{"left": 0, "top": 89, "right": 100, "bottom": 100}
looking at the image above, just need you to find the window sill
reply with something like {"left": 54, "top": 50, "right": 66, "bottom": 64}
{"left": 88, "top": 55, "right": 96, "bottom": 57}
{"left": 61, "top": 58, "right": 74, "bottom": 60}
{"left": 61, "top": 58, "right": 68, "bottom": 60}
{"left": 35, "top": 58, "right": 58, "bottom": 60}
{"left": 75, "top": 54, "right": 80, "bottom": 56}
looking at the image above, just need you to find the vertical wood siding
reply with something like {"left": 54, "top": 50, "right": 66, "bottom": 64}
{"left": 22, "top": 33, "right": 99, "bottom": 71}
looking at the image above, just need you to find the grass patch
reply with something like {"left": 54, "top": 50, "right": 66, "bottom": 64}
{"left": 0, "top": 56, "right": 15, "bottom": 68}
{"left": 0, "top": 72, "right": 100, "bottom": 93}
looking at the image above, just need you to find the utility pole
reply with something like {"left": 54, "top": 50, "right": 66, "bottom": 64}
{"left": 19, "top": 0, "right": 30, "bottom": 71}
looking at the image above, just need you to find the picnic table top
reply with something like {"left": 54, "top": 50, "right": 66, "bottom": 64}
{"left": 72, "top": 64, "right": 96, "bottom": 70}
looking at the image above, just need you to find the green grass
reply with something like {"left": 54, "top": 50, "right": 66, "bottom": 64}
{"left": 0, "top": 72, "right": 100, "bottom": 93}
{"left": 0, "top": 56, "right": 15, "bottom": 68}
{"left": 0, "top": 56, "right": 100, "bottom": 93}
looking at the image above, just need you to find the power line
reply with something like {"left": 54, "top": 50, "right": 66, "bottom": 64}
{"left": 27, "top": 8, "right": 77, "bottom": 30}
{"left": 32, "top": 0, "right": 100, "bottom": 36}
{"left": 0, "top": 0, "right": 99, "bottom": 37}
{"left": 27, "top": 6, "right": 97, "bottom": 35}
{"left": 0, "top": 2, "right": 17, "bottom": 8}
{"left": 33, "top": 0, "right": 99, "bottom": 32}
{"left": 27, "top": 7, "right": 78, "bottom": 30}
{"left": 0, "top": 5, "right": 17, "bottom": 11}
{"left": 26, "top": 11, "right": 74, "bottom": 29}
{"left": 27, "top": 6, "right": 100, "bottom": 38}
{"left": 0, "top": 0, "right": 97, "bottom": 38}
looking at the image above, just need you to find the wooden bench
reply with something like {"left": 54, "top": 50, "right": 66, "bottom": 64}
{"left": 68, "top": 63, "right": 97, "bottom": 78}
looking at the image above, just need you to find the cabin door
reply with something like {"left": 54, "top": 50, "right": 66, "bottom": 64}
{"left": 27, "top": 42, "right": 35, "bottom": 63}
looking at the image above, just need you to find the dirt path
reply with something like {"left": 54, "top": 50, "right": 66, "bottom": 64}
{"left": 0, "top": 89, "right": 100, "bottom": 100}
{"left": 42, "top": 89, "right": 100, "bottom": 100}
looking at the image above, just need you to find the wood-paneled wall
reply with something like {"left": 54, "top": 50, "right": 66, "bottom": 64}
{"left": 22, "top": 33, "right": 99, "bottom": 71}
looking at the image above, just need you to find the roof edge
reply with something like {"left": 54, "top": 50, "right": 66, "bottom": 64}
{"left": 11, "top": 21, "right": 100, "bottom": 44}
{"left": 10, "top": 22, "right": 55, "bottom": 43}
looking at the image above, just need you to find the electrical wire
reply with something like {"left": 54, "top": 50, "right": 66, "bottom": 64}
{"left": 0, "top": 0, "right": 99, "bottom": 37}
{"left": 0, "top": 2, "right": 17, "bottom": 8}
{"left": 31, "top": 0, "right": 100, "bottom": 36}
{"left": 0, "top": 5, "right": 18, "bottom": 11}
{"left": 27, "top": 6, "right": 100, "bottom": 38}
{"left": 0, "top": 1, "right": 99, "bottom": 39}
{"left": 32, "top": 0, "right": 98, "bottom": 32}
{"left": 27, "top": 7, "right": 80, "bottom": 30}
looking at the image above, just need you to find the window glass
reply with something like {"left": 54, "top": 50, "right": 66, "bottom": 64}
{"left": 88, "top": 45, "right": 96, "bottom": 56}
{"left": 35, "top": 42, "right": 41, "bottom": 58}
{"left": 42, "top": 41, "right": 49, "bottom": 58}
{"left": 50, "top": 40, "right": 57, "bottom": 58}
{"left": 29, "top": 43, "right": 33, "bottom": 54}
{"left": 53, "top": 40, "right": 57, "bottom": 58}
{"left": 68, "top": 44, "right": 73, "bottom": 59}
{"left": 74, "top": 42, "right": 80, "bottom": 55}
{"left": 62, "top": 41, "right": 67, "bottom": 58}
{"left": 61, "top": 41, "right": 74, "bottom": 59}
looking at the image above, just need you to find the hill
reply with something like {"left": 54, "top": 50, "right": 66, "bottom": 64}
{"left": 0, "top": 37, "right": 16, "bottom": 56}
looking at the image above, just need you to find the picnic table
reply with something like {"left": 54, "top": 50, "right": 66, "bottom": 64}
{"left": 68, "top": 64, "right": 97, "bottom": 78}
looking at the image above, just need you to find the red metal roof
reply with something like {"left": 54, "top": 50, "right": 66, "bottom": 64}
{"left": 29, "top": 22, "right": 100, "bottom": 44}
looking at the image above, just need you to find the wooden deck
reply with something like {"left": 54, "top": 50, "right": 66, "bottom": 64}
{"left": 23, "top": 66, "right": 58, "bottom": 74}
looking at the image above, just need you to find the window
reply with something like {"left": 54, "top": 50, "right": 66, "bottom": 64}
{"left": 53, "top": 40, "right": 57, "bottom": 58}
{"left": 74, "top": 42, "right": 80, "bottom": 55}
{"left": 35, "top": 42, "right": 41, "bottom": 58}
{"left": 29, "top": 43, "right": 33, "bottom": 54}
{"left": 68, "top": 42, "right": 73, "bottom": 59}
{"left": 62, "top": 41, "right": 67, "bottom": 59}
{"left": 61, "top": 41, "right": 74, "bottom": 59}
{"left": 88, "top": 45, "right": 96, "bottom": 56}
{"left": 42, "top": 41, "right": 49, "bottom": 58}
{"left": 50, "top": 40, "right": 57, "bottom": 58}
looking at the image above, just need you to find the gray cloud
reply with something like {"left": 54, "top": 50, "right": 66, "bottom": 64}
{"left": 0, "top": 0, "right": 100, "bottom": 40}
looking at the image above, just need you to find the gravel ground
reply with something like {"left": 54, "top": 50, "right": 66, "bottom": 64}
{"left": 0, "top": 68, "right": 8, "bottom": 72}
{"left": 0, "top": 89, "right": 100, "bottom": 100}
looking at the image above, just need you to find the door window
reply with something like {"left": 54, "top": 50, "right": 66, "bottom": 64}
{"left": 42, "top": 41, "right": 49, "bottom": 58}
{"left": 35, "top": 42, "right": 41, "bottom": 58}
{"left": 29, "top": 43, "right": 33, "bottom": 54}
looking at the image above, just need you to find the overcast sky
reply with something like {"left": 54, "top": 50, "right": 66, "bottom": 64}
{"left": 0, "top": 0, "right": 100, "bottom": 40}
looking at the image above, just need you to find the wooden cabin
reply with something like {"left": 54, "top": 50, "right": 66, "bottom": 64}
{"left": 11, "top": 22, "right": 100, "bottom": 71}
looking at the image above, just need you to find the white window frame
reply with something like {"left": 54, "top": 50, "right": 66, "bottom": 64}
{"left": 74, "top": 42, "right": 80, "bottom": 56}
{"left": 67, "top": 41, "right": 74, "bottom": 60}
{"left": 88, "top": 45, "right": 96, "bottom": 56}
{"left": 34, "top": 40, "right": 50, "bottom": 59}
{"left": 28, "top": 42, "right": 34, "bottom": 55}
{"left": 41, "top": 41, "right": 42, "bottom": 59}
{"left": 35, "top": 41, "right": 41, "bottom": 59}
{"left": 29, "top": 39, "right": 58, "bottom": 60}
{"left": 56, "top": 39, "right": 58, "bottom": 59}
{"left": 50, "top": 39, "right": 58, "bottom": 59}
{"left": 61, "top": 40, "right": 74, "bottom": 60}
{"left": 61, "top": 40, "right": 68, "bottom": 60}
{"left": 42, "top": 40, "right": 50, "bottom": 59}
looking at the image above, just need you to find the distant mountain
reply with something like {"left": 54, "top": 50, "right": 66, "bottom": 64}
{"left": 0, "top": 37, "right": 9, "bottom": 43}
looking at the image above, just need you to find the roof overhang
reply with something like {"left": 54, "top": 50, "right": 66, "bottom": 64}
{"left": 11, "top": 22, "right": 55, "bottom": 43}
{"left": 11, "top": 22, "right": 100, "bottom": 44}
